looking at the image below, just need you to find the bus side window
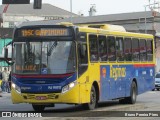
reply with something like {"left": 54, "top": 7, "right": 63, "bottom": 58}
{"left": 107, "top": 36, "right": 116, "bottom": 61}
{"left": 78, "top": 43, "right": 88, "bottom": 64}
{"left": 139, "top": 39, "right": 147, "bottom": 61}
{"left": 116, "top": 37, "right": 124, "bottom": 61}
{"left": 132, "top": 38, "right": 140, "bottom": 61}
{"left": 124, "top": 38, "right": 132, "bottom": 61}
{"left": 98, "top": 35, "right": 107, "bottom": 61}
{"left": 146, "top": 40, "right": 153, "bottom": 61}
{"left": 89, "top": 35, "right": 98, "bottom": 62}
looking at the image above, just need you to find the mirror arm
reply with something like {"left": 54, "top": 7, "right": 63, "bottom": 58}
{"left": 5, "top": 59, "right": 14, "bottom": 65}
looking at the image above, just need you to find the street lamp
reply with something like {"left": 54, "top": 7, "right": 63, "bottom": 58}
{"left": 144, "top": 6, "right": 147, "bottom": 34}
{"left": 70, "top": 0, "right": 72, "bottom": 23}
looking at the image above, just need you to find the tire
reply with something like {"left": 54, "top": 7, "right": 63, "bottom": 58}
{"left": 157, "top": 88, "right": 160, "bottom": 91}
{"left": 83, "top": 85, "right": 97, "bottom": 110}
{"left": 127, "top": 81, "right": 137, "bottom": 104}
{"left": 32, "top": 104, "right": 45, "bottom": 111}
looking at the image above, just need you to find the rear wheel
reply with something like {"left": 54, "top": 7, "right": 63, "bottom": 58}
{"left": 32, "top": 104, "right": 45, "bottom": 111}
{"left": 83, "top": 85, "right": 97, "bottom": 110}
{"left": 127, "top": 81, "right": 137, "bottom": 104}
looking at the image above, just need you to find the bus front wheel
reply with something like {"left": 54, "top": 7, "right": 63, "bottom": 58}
{"left": 127, "top": 81, "right": 137, "bottom": 104}
{"left": 32, "top": 104, "right": 45, "bottom": 111}
{"left": 83, "top": 85, "right": 97, "bottom": 110}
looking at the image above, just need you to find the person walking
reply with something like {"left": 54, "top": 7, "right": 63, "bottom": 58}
{"left": 0, "top": 87, "right": 2, "bottom": 97}
{"left": 0, "top": 71, "right": 2, "bottom": 97}
{"left": 2, "top": 68, "right": 10, "bottom": 93}
{"left": 8, "top": 71, "right": 11, "bottom": 90}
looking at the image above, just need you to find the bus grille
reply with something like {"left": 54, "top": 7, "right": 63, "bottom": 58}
{"left": 23, "top": 94, "right": 59, "bottom": 100}
{"left": 20, "top": 79, "right": 62, "bottom": 84}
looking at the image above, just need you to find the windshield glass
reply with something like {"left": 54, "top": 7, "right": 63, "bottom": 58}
{"left": 13, "top": 41, "right": 76, "bottom": 74}
{"left": 156, "top": 73, "right": 160, "bottom": 78}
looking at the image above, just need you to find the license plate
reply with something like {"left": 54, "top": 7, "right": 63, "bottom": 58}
{"left": 35, "top": 96, "right": 47, "bottom": 100}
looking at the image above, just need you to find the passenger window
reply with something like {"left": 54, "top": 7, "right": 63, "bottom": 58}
{"left": 116, "top": 37, "right": 124, "bottom": 61}
{"left": 89, "top": 35, "right": 98, "bottom": 62}
{"left": 98, "top": 35, "right": 107, "bottom": 61}
{"left": 146, "top": 40, "right": 153, "bottom": 61}
{"left": 132, "top": 38, "right": 140, "bottom": 61}
{"left": 139, "top": 39, "right": 147, "bottom": 61}
{"left": 107, "top": 36, "right": 116, "bottom": 61}
{"left": 78, "top": 43, "right": 88, "bottom": 64}
{"left": 124, "top": 38, "right": 132, "bottom": 61}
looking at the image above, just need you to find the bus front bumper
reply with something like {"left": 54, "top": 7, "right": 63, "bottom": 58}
{"left": 11, "top": 85, "right": 80, "bottom": 104}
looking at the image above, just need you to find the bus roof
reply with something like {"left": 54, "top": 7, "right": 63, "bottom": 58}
{"left": 16, "top": 21, "right": 153, "bottom": 39}
{"left": 78, "top": 26, "right": 153, "bottom": 39}
{"left": 78, "top": 24, "right": 126, "bottom": 32}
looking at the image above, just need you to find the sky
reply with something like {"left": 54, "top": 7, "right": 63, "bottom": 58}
{"left": 0, "top": 0, "right": 158, "bottom": 16}
{"left": 29, "top": 0, "right": 153, "bottom": 16}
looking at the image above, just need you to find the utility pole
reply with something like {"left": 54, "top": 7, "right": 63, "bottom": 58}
{"left": 70, "top": 0, "right": 73, "bottom": 23}
{"left": 144, "top": 0, "right": 160, "bottom": 33}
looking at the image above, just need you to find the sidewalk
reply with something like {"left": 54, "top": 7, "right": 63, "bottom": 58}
{"left": 0, "top": 92, "right": 11, "bottom": 98}
{"left": 0, "top": 89, "right": 2, "bottom": 97}
{"left": 0, "top": 92, "right": 11, "bottom": 103}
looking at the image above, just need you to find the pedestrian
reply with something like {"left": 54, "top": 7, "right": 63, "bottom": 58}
{"left": 0, "top": 71, "right": 2, "bottom": 97}
{"left": 1, "top": 69, "right": 6, "bottom": 92}
{"left": 8, "top": 71, "right": 11, "bottom": 90}
{"left": 2, "top": 68, "right": 10, "bottom": 93}
{"left": 0, "top": 87, "right": 2, "bottom": 97}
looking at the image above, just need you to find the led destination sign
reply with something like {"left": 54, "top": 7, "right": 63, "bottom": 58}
{"left": 18, "top": 28, "right": 71, "bottom": 37}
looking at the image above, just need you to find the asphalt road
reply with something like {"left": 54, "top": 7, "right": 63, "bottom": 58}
{"left": 0, "top": 90, "right": 160, "bottom": 119}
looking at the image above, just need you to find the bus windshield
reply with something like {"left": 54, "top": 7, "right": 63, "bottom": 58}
{"left": 13, "top": 41, "right": 76, "bottom": 75}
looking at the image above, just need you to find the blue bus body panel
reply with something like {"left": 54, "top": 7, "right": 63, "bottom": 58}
{"left": 12, "top": 73, "right": 77, "bottom": 93}
{"left": 100, "top": 64, "right": 155, "bottom": 101}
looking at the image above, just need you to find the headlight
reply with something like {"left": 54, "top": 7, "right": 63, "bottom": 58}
{"left": 12, "top": 83, "right": 15, "bottom": 88}
{"left": 12, "top": 83, "right": 21, "bottom": 94}
{"left": 62, "top": 81, "right": 77, "bottom": 93}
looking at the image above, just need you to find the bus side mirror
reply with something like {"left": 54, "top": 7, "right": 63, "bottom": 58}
{"left": 4, "top": 47, "right": 8, "bottom": 59}
{"left": 4, "top": 47, "right": 14, "bottom": 65}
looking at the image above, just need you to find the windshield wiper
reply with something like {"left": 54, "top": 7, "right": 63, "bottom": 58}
{"left": 47, "top": 41, "right": 57, "bottom": 56}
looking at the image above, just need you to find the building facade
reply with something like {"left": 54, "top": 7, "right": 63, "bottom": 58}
{"left": 0, "top": 4, "right": 78, "bottom": 28}
{"left": 51, "top": 11, "right": 160, "bottom": 72}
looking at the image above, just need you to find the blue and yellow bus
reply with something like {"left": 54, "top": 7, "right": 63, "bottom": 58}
{"left": 4, "top": 22, "right": 155, "bottom": 111}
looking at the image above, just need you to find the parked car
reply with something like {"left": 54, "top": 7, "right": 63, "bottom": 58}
{"left": 155, "top": 72, "right": 160, "bottom": 91}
